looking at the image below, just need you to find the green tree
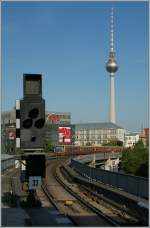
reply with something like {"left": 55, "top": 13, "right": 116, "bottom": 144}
{"left": 103, "top": 138, "right": 123, "bottom": 147}
{"left": 86, "top": 142, "right": 92, "bottom": 146}
{"left": 134, "top": 140, "right": 145, "bottom": 149}
{"left": 44, "top": 139, "right": 54, "bottom": 153}
{"left": 116, "top": 140, "right": 123, "bottom": 146}
{"left": 121, "top": 140, "right": 148, "bottom": 177}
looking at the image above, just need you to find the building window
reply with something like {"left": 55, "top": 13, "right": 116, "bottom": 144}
{"left": 103, "top": 129, "right": 107, "bottom": 134}
{"left": 110, "top": 129, "right": 116, "bottom": 134}
{"left": 103, "top": 135, "right": 107, "bottom": 139}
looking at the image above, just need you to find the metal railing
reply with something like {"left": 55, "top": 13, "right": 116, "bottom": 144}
{"left": 1, "top": 154, "right": 16, "bottom": 171}
{"left": 70, "top": 158, "right": 148, "bottom": 199}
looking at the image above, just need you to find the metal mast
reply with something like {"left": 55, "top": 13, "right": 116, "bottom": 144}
{"left": 106, "top": 8, "right": 118, "bottom": 124}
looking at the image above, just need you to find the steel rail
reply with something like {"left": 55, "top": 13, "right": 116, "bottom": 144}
{"left": 63, "top": 162, "right": 148, "bottom": 225}
{"left": 41, "top": 180, "right": 60, "bottom": 209}
{"left": 43, "top": 159, "right": 118, "bottom": 226}
{"left": 53, "top": 165, "right": 119, "bottom": 226}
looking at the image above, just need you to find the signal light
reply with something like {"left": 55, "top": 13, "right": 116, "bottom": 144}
{"left": 31, "top": 136, "right": 36, "bottom": 142}
{"left": 19, "top": 74, "right": 45, "bottom": 150}
{"left": 29, "top": 108, "right": 39, "bottom": 119}
{"left": 20, "top": 100, "right": 45, "bottom": 149}
{"left": 35, "top": 118, "right": 45, "bottom": 128}
{"left": 23, "top": 119, "right": 33, "bottom": 128}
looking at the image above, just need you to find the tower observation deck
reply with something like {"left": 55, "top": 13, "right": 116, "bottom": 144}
{"left": 106, "top": 8, "right": 118, "bottom": 124}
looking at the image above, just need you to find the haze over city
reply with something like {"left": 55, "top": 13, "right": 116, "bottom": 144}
{"left": 2, "top": 1, "right": 148, "bottom": 132}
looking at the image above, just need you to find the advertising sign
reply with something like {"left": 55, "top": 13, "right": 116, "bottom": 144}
{"left": 46, "top": 113, "right": 70, "bottom": 124}
{"left": 58, "top": 127, "right": 71, "bottom": 144}
{"left": 9, "top": 128, "right": 15, "bottom": 140}
{"left": 47, "top": 115, "right": 61, "bottom": 122}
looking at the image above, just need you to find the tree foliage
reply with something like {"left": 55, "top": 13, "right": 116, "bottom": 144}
{"left": 44, "top": 139, "right": 54, "bottom": 152}
{"left": 103, "top": 138, "right": 123, "bottom": 147}
{"left": 121, "top": 140, "right": 148, "bottom": 177}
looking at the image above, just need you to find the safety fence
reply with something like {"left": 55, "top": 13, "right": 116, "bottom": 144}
{"left": 70, "top": 159, "right": 148, "bottom": 199}
{"left": 75, "top": 152, "right": 121, "bottom": 164}
{"left": 1, "top": 154, "right": 16, "bottom": 171}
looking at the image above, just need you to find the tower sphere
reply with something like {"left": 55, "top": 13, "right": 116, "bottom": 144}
{"left": 106, "top": 59, "right": 118, "bottom": 73}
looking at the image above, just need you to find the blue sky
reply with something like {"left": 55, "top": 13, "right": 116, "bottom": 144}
{"left": 2, "top": 1, "right": 149, "bottom": 132}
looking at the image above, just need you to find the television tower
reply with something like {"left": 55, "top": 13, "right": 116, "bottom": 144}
{"left": 106, "top": 8, "right": 118, "bottom": 124}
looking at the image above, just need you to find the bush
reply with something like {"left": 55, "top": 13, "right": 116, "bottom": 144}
{"left": 121, "top": 140, "right": 148, "bottom": 177}
{"left": 103, "top": 138, "right": 123, "bottom": 147}
{"left": 44, "top": 139, "right": 54, "bottom": 152}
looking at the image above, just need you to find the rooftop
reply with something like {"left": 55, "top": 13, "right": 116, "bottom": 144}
{"left": 46, "top": 111, "right": 71, "bottom": 115}
{"left": 125, "top": 133, "right": 139, "bottom": 136}
{"left": 75, "top": 122, "right": 124, "bottom": 130}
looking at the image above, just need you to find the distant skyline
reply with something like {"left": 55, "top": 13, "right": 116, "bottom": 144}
{"left": 2, "top": 1, "right": 149, "bottom": 132}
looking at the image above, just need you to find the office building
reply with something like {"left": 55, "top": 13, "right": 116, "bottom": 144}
{"left": 74, "top": 122, "right": 125, "bottom": 146}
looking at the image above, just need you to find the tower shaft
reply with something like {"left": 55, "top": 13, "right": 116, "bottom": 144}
{"left": 109, "top": 74, "right": 116, "bottom": 123}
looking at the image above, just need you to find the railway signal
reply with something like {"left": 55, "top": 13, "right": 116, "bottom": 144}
{"left": 16, "top": 74, "right": 46, "bottom": 205}
{"left": 20, "top": 153, "right": 45, "bottom": 189}
{"left": 25, "top": 154, "right": 46, "bottom": 178}
{"left": 19, "top": 74, "right": 45, "bottom": 150}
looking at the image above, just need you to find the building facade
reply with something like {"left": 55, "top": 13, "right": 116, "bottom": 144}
{"left": 2, "top": 110, "right": 71, "bottom": 126}
{"left": 45, "top": 124, "right": 75, "bottom": 146}
{"left": 2, "top": 110, "right": 127, "bottom": 150}
{"left": 2, "top": 110, "right": 16, "bottom": 125}
{"left": 74, "top": 122, "right": 125, "bottom": 146}
{"left": 1, "top": 110, "right": 74, "bottom": 151}
{"left": 124, "top": 133, "right": 140, "bottom": 148}
{"left": 139, "top": 128, "right": 149, "bottom": 146}
{"left": 45, "top": 111, "right": 75, "bottom": 146}
{"left": 46, "top": 111, "right": 71, "bottom": 125}
{"left": 1, "top": 110, "right": 16, "bottom": 154}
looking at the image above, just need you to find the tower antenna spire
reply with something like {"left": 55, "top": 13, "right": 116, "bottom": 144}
{"left": 110, "top": 7, "right": 114, "bottom": 51}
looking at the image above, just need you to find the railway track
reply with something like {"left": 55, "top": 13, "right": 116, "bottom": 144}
{"left": 2, "top": 157, "right": 146, "bottom": 226}
{"left": 38, "top": 159, "right": 114, "bottom": 226}
{"left": 39, "top": 158, "right": 139, "bottom": 226}
{"left": 56, "top": 161, "right": 141, "bottom": 226}
{"left": 61, "top": 161, "right": 148, "bottom": 226}
{"left": 1, "top": 167, "right": 21, "bottom": 207}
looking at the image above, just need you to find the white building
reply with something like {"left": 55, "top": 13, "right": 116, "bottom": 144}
{"left": 104, "top": 157, "right": 120, "bottom": 171}
{"left": 75, "top": 122, "right": 125, "bottom": 146}
{"left": 124, "top": 133, "right": 140, "bottom": 148}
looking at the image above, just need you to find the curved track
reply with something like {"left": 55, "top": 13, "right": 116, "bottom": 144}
{"left": 2, "top": 157, "right": 144, "bottom": 226}
{"left": 41, "top": 158, "right": 123, "bottom": 226}
{"left": 2, "top": 167, "right": 20, "bottom": 207}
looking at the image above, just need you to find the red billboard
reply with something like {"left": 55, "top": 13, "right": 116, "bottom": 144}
{"left": 47, "top": 115, "right": 61, "bottom": 122}
{"left": 9, "top": 128, "right": 15, "bottom": 140}
{"left": 58, "top": 127, "right": 71, "bottom": 144}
